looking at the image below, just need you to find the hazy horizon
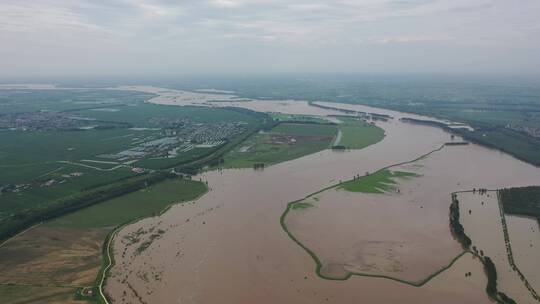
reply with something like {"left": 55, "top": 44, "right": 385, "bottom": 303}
{"left": 1, "top": 0, "right": 539, "bottom": 77}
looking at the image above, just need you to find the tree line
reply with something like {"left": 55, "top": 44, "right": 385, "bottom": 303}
{"left": 0, "top": 171, "right": 174, "bottom": 242}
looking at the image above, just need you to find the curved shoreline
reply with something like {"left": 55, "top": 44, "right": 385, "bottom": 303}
{"left": 495, "top": 191, "right": 540, "bottom": 301}
{"left": 453, "top": 189, "right": 540, "bottom": 303}
{"left": 279, "top": 144, "right": 467, "bottom": 286}
{"left": 100, "top": 89, "right": 539, "bottom": 302}
{"left": 1, "top": 85, "right": 537, "bottom": 303}
{"left": 97, "top": 185, "right": 209, "bottom": 304}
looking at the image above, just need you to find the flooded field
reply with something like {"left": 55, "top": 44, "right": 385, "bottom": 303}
{"left": 507, "top": 215, "right": 540, "bottom": 291}
{"left": 285, "top": 144, "right": 540, "bottom": 286}
{"left": 458, "top": 191, "right": 540, "bottom": 303}
{"left": 104, "top": 93, "right": 540, "bottom": 304}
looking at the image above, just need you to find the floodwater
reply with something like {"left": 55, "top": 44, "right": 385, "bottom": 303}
{"left": 125, "top": 86, "right": 472, "bottom": 129}
{"left": 506, "top": 214, "right": 540, "bottom": 295}
{"left": 459, "top": 191, "right": 539, "bottom": 303}
{"left": 116, "top": 85, "right": 243, "bottom": 105}
{"left": 105, "top": 90, "right": 539, "bottom": 304}
{"left": 286, "top": 144, "right": 540, "bottom": 286}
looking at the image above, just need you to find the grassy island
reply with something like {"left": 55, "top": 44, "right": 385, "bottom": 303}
{"left": 340, "top": 170, "right": 417, "bottom": 193}
{"left": 334, "top": 117, "right": 385, "bottom": 149}
{"left": 224, "top": 122, "right": 337, "bottom": 168}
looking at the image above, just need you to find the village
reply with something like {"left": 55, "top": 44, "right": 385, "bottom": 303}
{"left": 0, "top": 111, "right": 126, "bottom": 131}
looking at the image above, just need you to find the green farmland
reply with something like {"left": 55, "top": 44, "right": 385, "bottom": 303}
{"left": 0, "top": 89, "right": 268, "bottom": 243}
{"left": 340, "top": 170, "right": 417, "bottom": 193}
{"left": 499, "top": 186, "right": 540, "bottom": 220}
{"left": 48, "top": 178, "right": 207, "bottom": 229}
{"left": 224, "top": 122, "right": 337, "bottom": 168}
{"left": 0, "top": 87, "right": 268, "bottom": 304}
{"left": 270, "top": 113, "right": 330, "bottom": 124}
{"left": 0, "top": 89, "right": 155, "bottom": 113}
{"left": 334, "top": 117, "right": 385, "bottom": 149}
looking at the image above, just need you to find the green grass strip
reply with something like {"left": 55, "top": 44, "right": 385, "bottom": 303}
{"left": 340, "top": 170, "right": 417, "bottom": 193}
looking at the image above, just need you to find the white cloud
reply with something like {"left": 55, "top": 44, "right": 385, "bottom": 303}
{"left": 367, "top": 34, "right": 454, "bottom": 44}
{"left": 210, "top": 0, "right": 242, "bottom": 8}
{"left": 0, "top": 0, "right": 539, "bottom": 75}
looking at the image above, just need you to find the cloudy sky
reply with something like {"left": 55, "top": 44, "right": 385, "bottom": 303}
{"left": 1, "top": 0, "right": 539, "bottom": 77}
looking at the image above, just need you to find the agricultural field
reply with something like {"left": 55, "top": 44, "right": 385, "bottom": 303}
{"left": 74, "top": 102, "right": 257, "bottom": 126}
{"left": 499, "top": 186, "right": 540, "bottom": 219}
{"left": 0, "top": 89, "right": 155, "bottom": 113}
{"left": 224, "top": 122, "right": 337, "bottom": 168}
{"left": 334, "top": 117, "right": 385, "bottom": 149}
{"left": 0, "top": 285, "right": 81, "bottom": 304}
{"left": 190, "top": 76, "right": 540, "bottom": 166}
{"left": 0, "top": 165, "right": 135, "bottom": 216}
{"left": 270, "top": 113, "right": 330, "bottom": 124}
{"left": 456, "top": 128, "right": 540, "bottom": 166}
{"left": 48, "top": 178, "right": 207, "bottom": 229}
{"left": 132, "top": 147, "right": 214, "bottom": 170}
{"left": 0, "top": 178, "right": 206, "bottom": 303}
{"left": 0, "top": 88, "right": 267, "bottom": 243}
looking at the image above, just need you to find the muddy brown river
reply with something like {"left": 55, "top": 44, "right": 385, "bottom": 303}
{"left": 105, "top": 88, "right": 540, "bottom": 304}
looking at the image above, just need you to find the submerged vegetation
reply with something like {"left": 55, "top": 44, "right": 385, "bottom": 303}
{"left": 449, "top": 195, "right": 472, "bottom": 249}
{"left": 484, "top": 256, "right": 498, "bottom": 297}
{"left": 451, "top": 191, "right": 521, "bottom": 304}
{"left": 340, "top": 170, "right": 417, "bottom": 193}
{"left": 281, "top": 166, "right": 465, "bottom": 286}
{"left": 2, "top": 80, "right": 540, "bottom": 303}
{"left": 280, "top": 141, "right": 525, "bottom": 302}
{"left": 483, "top": 256, "right": 517, "bottom": 304}
{"left": 291, "top": 202, "right": 314, "bottom": 210}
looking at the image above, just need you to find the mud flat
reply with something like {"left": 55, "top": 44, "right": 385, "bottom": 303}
{"left": 458, "top": 191, "right": 539, "bottom": 303}
{"left": 105, "top": 98, "right": 540, "bottom": 304}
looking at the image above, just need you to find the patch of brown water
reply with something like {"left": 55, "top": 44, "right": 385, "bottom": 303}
{"left": 459, "top": 191, "right": 538, "bottom": 303}
{"left": 105, "top": 99, "right": 540, "bottom": 304}
{"left": 285, "top": 144, "right": 540, "bottom": 284}
{"left": 313, "top": 101, "right": 462, "bottom": 125}
{"left": 506, "top": 214, "right": 540, "bottom": 295}
{"left": 117, "top": 86, "right": 373, "bottom": 118}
